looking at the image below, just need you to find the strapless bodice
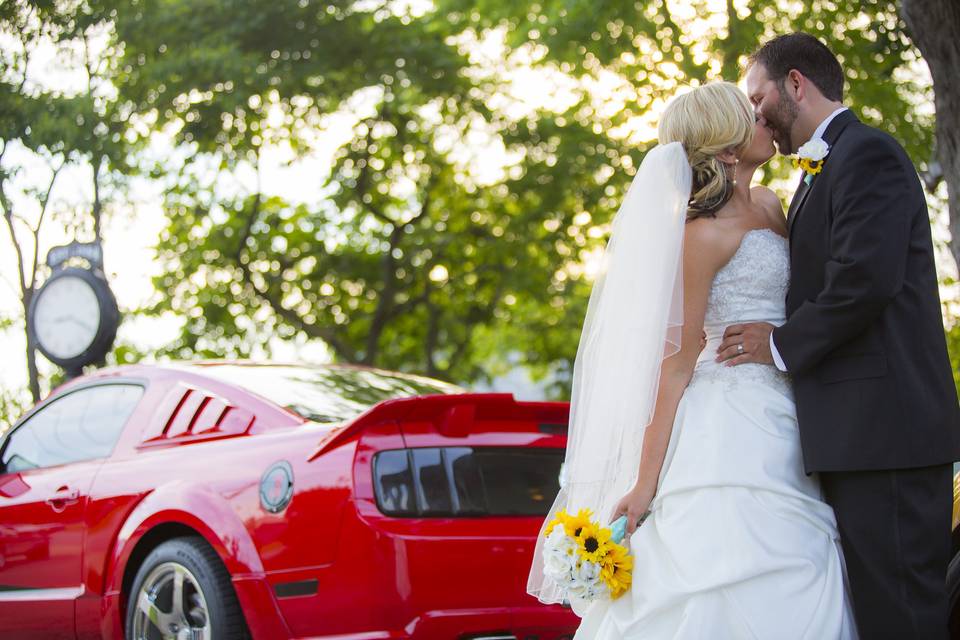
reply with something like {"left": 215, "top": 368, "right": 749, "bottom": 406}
{"left": 692, "top": 227, "right": 792, "bottom": 397}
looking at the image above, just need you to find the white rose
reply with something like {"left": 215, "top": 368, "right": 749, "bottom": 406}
{"left": 586, "top": 582, "right": 610, "bottom": 601}
{"left": 568, "top": 564, "right": 609, "bottom": 603}
{"left": 568, "top": 583, "right": 589, "bottom": 600}
{"left": 569, "top": 572, "right": 595, "bottom": 593}
{"left": 798, "top": 137, "right": 829, "bottom": 161}
{"left": 543, "top": 534, "right": 577, "bottom": 580}
{"left": 573, "top": 558, "right": 602, "bottom": 583}
{"left": 544, "top": 551, "right": 573, "bottom": 581}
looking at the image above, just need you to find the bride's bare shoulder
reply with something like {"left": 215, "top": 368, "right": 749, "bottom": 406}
{"left": 751, "top": 185, "right": 783, "bottom": 212}
{"left": 683, "top": 218, "right": 739, "bottom": 273}
{"left": 751, "top": 186, "right": 788, "bottom": 231}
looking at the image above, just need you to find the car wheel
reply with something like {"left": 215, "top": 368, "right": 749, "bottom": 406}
{"left": 125, "top": 536, "right": 248, "bottom": 640}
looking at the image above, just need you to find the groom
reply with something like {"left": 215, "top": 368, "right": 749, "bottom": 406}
{"left": 717, "top": 33, "right": 960, "bottom": 638}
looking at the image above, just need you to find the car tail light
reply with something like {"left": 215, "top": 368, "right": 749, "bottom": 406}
{"left": 372, "top": 446, "right": 564, "bottom": 517}
{"left": 372, "top": 449, "right": 416, "bottom": 515}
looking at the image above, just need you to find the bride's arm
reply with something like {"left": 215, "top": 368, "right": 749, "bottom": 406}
{"left": 613, "top": 220, "right": 731, "bottom": 533}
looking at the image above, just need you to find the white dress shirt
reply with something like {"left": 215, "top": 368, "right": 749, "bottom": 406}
{"left": 769, "top": 106, "right": 848, "bottom": 372}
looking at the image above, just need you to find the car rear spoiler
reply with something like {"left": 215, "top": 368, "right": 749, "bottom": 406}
{"left": 308, "top": 393, "right": 568, "bottom": 460}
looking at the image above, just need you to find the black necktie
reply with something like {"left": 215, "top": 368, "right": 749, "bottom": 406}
{"left": 787, "top": 175, "right": 810, "bottom": 231}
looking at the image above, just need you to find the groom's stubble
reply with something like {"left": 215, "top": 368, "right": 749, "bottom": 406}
{"left": 764, "top": 81, "right": 800, "bottom": 156}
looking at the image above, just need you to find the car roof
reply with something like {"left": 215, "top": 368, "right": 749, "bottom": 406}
{"left": 46, "top": 361, "right": 465, "bottom": 425}
{"left": 59, "top": 360, "right": 463, "bottom": 388}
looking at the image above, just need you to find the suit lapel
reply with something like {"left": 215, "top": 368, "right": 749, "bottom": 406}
{"left": 785, "top": 109, "right": 859, "bottom": 240}
{"left": 786, "top": 174, "right": 810, "bottom": 234}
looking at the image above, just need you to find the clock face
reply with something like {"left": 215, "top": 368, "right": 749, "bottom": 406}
{"left": 32, "top": 275, "right": 102, "bottom": 359}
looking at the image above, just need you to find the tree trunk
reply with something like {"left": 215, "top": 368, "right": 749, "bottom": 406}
{"left": 21, "top": 290, "right": 40, "bottom": 402}
{"left": 901, "top": 0, "right": 960, "bottom": 273}
{"left": 92, "top": 154, "right": 104, "bottom": 243}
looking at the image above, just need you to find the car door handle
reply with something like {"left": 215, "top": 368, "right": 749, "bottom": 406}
{"left": 45, "top": 486, "right": 80, "bottom": 512}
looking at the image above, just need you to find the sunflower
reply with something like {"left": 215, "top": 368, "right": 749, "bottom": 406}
{"left": 565, "top": 507, "right": 594, "bottom": 539}
{"left": 575, "top": 521, "right": 613, "bottom": 564}
{"left": 792, "top": 156, "right": 824, "bottom": 175}
{"left": 544, "top": 509, "right": 569, "bottom": 537}
{"left": 601, "top": 542, "right": 633, "bottom": 598}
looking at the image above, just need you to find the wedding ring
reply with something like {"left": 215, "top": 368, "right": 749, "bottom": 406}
{"left": 737, "top": 343, "right": 744, "bottom": 354}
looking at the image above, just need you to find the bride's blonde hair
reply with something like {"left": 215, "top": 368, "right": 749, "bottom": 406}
{"left": 657, "top": 82, "right": 754, "bottom": 220}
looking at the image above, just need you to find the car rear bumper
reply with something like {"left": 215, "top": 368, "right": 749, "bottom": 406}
{"left": 402, "top": 604, "right": 578, "bottom": 640}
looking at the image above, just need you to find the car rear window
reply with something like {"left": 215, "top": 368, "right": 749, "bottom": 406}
{"left": 373, "top": 446, "right": 564, "bottom": 517}
{"left": 190, "top": 364, "right": 463, "bottom": 423}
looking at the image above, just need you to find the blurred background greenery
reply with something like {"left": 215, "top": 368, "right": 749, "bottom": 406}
{"left": 1, "top": 0, "right": 958, "bottom": 430}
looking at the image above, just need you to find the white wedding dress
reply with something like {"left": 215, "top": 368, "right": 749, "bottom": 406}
{"left": 573, "top": 228, "right": 859, "bottom": 639}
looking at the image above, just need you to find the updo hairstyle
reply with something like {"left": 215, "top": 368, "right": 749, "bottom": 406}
{"left": 657, "top": 82, "right": 755, "bottom": 219}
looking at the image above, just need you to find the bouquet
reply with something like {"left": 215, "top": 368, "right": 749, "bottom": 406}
{"left": 541, "top": 508, "right": 634, "bottom": 602}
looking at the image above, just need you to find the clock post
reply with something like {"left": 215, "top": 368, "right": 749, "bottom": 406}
{"left": 28, "top": 241, "right": 120, "bottom": 381}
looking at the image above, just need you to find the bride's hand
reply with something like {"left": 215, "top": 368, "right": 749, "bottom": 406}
{"left": 611, "top": 484, "right": 655, "bottom": 536}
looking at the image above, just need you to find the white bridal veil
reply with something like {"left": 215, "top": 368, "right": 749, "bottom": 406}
{"left": 526, "top": 142, "right": 692, "bottom": 615}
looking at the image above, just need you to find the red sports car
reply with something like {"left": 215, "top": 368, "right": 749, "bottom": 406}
{"left": 0, "top": 362, "right": 578, "bottom": 639}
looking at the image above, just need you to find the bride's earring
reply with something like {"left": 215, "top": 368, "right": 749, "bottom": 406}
{"left": 732, "top": 159, "right": 739, "bottom": 186}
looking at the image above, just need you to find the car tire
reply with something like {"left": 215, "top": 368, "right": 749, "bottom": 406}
{"left": 125, "top": 536, "right": 248, "bottom": 640}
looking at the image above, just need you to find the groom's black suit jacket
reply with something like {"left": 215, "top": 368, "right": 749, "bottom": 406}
{"left": 773, "top": 109, "right": 960, "bottom": 473}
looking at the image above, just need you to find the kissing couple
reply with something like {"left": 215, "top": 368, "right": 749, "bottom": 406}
{"left": 528, "top": 32, "right": 960, "bottom": 640}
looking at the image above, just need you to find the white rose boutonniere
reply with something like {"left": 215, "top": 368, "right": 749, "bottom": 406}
{"left": 793, "top": 137, "right": 830, "bottom": 184}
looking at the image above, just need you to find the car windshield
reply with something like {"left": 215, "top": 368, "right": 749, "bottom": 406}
{"left": 190, "top": 364, "right": 464, "bottom": 423}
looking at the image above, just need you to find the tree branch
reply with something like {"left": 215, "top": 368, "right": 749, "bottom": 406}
{"left": 362, "top": 170, "right": 437, "bottom": 364}
{"left": 238, "top": 260, "right": 356, "bottom": 361}
{"left": 229, "top": 148, "right": 355, "bottom": 360}
{"left": 354, "top": 122, "right": 394, "bottom": 226}
{"left": 29, "top": 159, "right": 66, "bottom": 290}
{"left": 0, "top": 175, "right": 28, "bottom": 296}
{"left": 82, "top": 28, "right": 106, "bottom": 242}
{"left": 436, "top": 274, "right": 507, "bottom": 379}
{"left": 13, "top": 28, "right": 31, "bottom": 94}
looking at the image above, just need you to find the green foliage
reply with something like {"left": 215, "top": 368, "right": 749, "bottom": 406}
{"left": 1, "top": 1, "right": 129, "bottom": 164}
{"left": 945, "top": 322, "right": 960, "bottom": 399}
{"left": 438, "top": 0, "right": 933, "bottom": 167}
{"left": 114, "top": 0, "right": 637, "bottom": 388}
{"left": 1, "top": 0, "right": 136, "bottom": 401}
{"left": 0, "top": 386, "right": 31, "bottom": 437}
{"left": 98, "top": 1, "right": 941, "bottom": 397}
{"left": 108, "top": 339, "right": 150, "bottom": 367}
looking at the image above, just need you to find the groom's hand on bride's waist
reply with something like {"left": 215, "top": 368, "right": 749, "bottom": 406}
{"left": 716, "top": 322, "right": 775, "bottom": 366}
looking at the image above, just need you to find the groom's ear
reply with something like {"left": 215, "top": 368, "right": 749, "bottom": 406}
{"left": 786, "top": 69, "right": 807, "bottom": 102}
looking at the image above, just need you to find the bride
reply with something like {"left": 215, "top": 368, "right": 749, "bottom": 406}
{"left": 527, "top": 82, "right": 859, "bottom": 639}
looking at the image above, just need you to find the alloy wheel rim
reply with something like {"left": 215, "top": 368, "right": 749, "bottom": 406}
{"left": 131, "top": 561, "right": 212, "bottom": 640}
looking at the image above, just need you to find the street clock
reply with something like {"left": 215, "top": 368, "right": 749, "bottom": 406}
{"left": 28, "top": 242, "right": 119, "bottom": 376}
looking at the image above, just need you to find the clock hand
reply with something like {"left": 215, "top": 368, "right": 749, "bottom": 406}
{"left": 52, "top": 315, "right": 95, "bottom": 333}
{"left": 68, "top": 317, "right": 95, "bottom": 333}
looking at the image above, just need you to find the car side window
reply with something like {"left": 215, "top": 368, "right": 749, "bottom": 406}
{"left": 1, "top": 384, "right": 143, "bottom": 473}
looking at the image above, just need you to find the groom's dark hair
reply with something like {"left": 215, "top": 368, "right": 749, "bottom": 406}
{"left": 748, "top": 33, "right": 844, "bottom": 101}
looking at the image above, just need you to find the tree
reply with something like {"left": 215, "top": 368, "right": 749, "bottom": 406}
{"left": 901, "top": 0, "right": 960, "bottom": 270}
{"left": 0, "top": 0, "right": 129, "bottom": 401}
{"left": 438, "top": 1, "right": 933, "bottom": 172}
{"left": 111, "top": 0, "right": 623, "bottom": 387}
{"left": 107, "top": 1, "right": 948, "bottom": 396}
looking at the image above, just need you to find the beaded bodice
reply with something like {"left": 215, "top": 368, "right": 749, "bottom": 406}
{"left": 690, "top": 228, "right": 793, "bottom": 397}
